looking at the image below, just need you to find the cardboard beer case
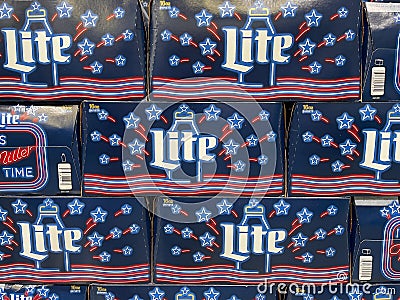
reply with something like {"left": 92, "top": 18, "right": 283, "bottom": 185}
{"left": 0, "top": 285, "right": 87, "bottom": 300}
{"left": 149, "top": 0, "right": 361, "bottom": 101}
{"left": 363, "top": 2, "right": 400, "bottom": 101}
{"left": 0, "top": 197, "right": 150, "bottom": 283}
{"left": 153, "top": 197, "right": 350, "bottom": 284}
{"left": 89, "top": 285, "right": 276, "bottom": 300}
{"left": 82, "top": 101, "right": 284, "bottom": 196}
{"left": 288, "top": 102, "right": 400, "bottom": 196}
{"left": 0, "top": 104, "right": 80, "bottom": 195}
{"left": 351, "top": 198, "right": 400, "bottom": 284}
{"left": 0, "top": 0, "right": 145, "bottom": 100}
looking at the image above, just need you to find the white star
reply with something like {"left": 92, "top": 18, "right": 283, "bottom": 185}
{"left": 78, "top": 38, "right": 96, "bottom": 56}
{"left": 336, "top": 112, "right": 354, "bottom": 130}
{"left": 192, "top": 61, "right": 205, "bottom": 74}
{"left": 49, "top": 294, "right": 59, "bottom": 300}
{"left": 99, "top": 251, "right": 111, "bottom": 262}
{"left": 114, "top": 7, "right": 125, "bottom": 19}
{"left": 38, "top": 113, "right": 48, "bottom": 122}
{"left": 90, "top": 61, "right": 103, "bottom": 74}
{"left": 195, "top": 9, "right": 213, "bottom": 27}
{"left": 193, "top": 251, "right": 204, "bottom": 262}
{"left": 145, "top": 104, "right": 163, "bottom": 121}
{"left": 196, "top": 207, "right": 212, "bottom": 222}
{"left": 299, "top": 38, "right": 316, "bottom": 56}
{"left": 203, "top": 104, "right": 221, "bottom": 121}
{"left": 115, "top": 55, "right": 126, "bottom": 66}
{"left": 217, "top": 199, "right": 232, "bottom": 215}
{"left": 123, "top": 112, "right": 140, "bottom": 129}
{"left": 219, "top": 1, "right": 235, "bottom": 18}
{"left": 302, "top": 252, "right": 314, "bottom": 263}
{"left": 199, "top": 38, "right": 217, "bottom": 56}
{"left": 0, "top": 3, "right": 13, "bottom": 19}
{"left": 204, "top": 287, "right": 220, "bottom": 300}
{"left": 305, "top": 9, "right": 322, "bottom": 27}
{"left": 81, "top": 10, "right": 98, "bottom": 28}
{"left": 227, "top": 113, "right": 244, "bottom": 129}
{"left": 389, "top": 201, "right": 400, "bottom": 214}
{"left": 128, "top": 139, "right": 145, "bottom": 155}
{"left": 233, "top": 160, "right": 246, "bottom": 172}
{"left": 56, "top": 1, "right": 73, "bottom": 18}
{"left": 223, "top": 139, "right": 239, "bottom": 155}
{"left": 109, "top": 134, "right": 121, "bottom": 146}
{"left": 102, "top": 33, "right": 115, "bottom": 46}
{"left": 281, "top": 1, "right": 297, "bottom": 18}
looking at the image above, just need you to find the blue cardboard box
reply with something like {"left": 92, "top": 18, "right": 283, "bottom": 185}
{"left": 149, "top": 0, "right": 361, "bottom": 101}
{"left": 286, "top": 284, "right": 400, "bottom": 300}
{"left": 0, "top": 0, "right": 145, "bottom": 100}
{"left": 0, "top": 104, "right": 80, "bottom": 195}
{"left": 0, "top": 285, "right": 87, "bottom": 300}
{"left": 154, "top": 197, "right": 349, "bottom": 284}
{"left": 89, "top": 285, "right": 276, "bottom": 300}
{"left": 82, "top": 101, "right": 284, "bottom": 196}
{"left": 0, "top": 197, "right": 150, "bottom": 283}
{"left": 288, "top": 102, "right": 400, "bottom": 196}
{"left": 352, "top": 198, "right": 400, "bottom": 284}
{"left": 363, "top": 2, "right": 400, "bottom": 101}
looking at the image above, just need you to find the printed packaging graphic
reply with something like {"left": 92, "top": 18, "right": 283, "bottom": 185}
{"left": 0, "top": 197, "right": 150, "bottom": 283}
{"left": 0, "top": 285, "right": 87, "bottom": 300}
{"left": 352, "top": 199, "right": 400, "bottom": 283}
{"left": 149, "top": 0, "right": 361, "bottom": 101}
{"left": 82, "top": 101, "right": 284, "bottom": 196}
{"left": 0, "top": 104, "right": 80, "bottom": 195}
{"left": 363, "top": 2, "right": 400, "bottom": 101}
{"left": 89, "top": 285, "right": 275, "bottom": 300}
{"left": 286, "top": 284, "right": 400, "bottom": 300}
{"left": 288, "top": 102, "right": 400, "bottom": 196}
{"left": 0, "top": 0, "right": 145, "bottom": 100}
{"left": 154, "top": 197, "right": 349, "bottom": 284}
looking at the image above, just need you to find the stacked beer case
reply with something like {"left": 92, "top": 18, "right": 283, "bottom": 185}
{"left": 0, "top": 0, "right": 399, "bottom": 299}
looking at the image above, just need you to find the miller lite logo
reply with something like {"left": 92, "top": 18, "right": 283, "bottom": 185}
{"left": 222, "top": 5, "right": 293, "bottom": 86}
{"left": 150, "top": 104, "right": 218, "bottom": 183}
{"left": 17, "top": 199, "right": 82, "bottom": 271}
{"left": 6, "top": 293, "right": 32, "bottom": 300}
{"left": 2, "top": 2, "right": 72, "bottom": 86}
{"left": 360, "top": 104, "right": 400, "bottom": 180}
{"left": 220, "top": 201, "right": 286, "bottom": 272}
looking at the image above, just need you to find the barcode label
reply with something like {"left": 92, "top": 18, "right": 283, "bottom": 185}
{"left": 371, "top": 66, "right": 385, "bottom": 96}
{"left": 58, "top": 162, "right": 72, "bottom": 191}
{"left": 359, "top": 255, "right": 373, "bottom": 281}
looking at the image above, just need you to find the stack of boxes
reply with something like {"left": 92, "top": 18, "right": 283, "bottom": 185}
{"left": 0, "top": 0, "right": 399, "bottom": 299}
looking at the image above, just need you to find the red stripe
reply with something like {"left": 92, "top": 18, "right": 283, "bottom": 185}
{"left": 60, "top": 76, "right": 144, "bottom": 83}
{"left": 152, "top": 76, "right": 236, "bottom": 82}
{"left": 0, "top": 93, "right": 144, "bottom": 100}
{"left": 291, "top": 181, "right": 400, "bottom": 188}
{"left": 151, "top": 94, "right": 359, "bottom": 101}
{"left": 84, "top": 173, "right": 283, "bottom": 180}
{"left": 153, "top": 76, "right": 359, "bottom": 84}
{"left": 0, "top": 85, "right": 143, "bottom": 92}
{"left": 277, "top": 77, "right": 360, "bottom": 83}
{"left": 290, "top": 190, "right": 400, "bottom": 196}
{"left": 292, "top": 174, "right": 375, "bottom": 180}
{"left": 84, "top": 181, "right": 280, "bottom": 189}
{"left": 84, "top": 190, "right": 282, "bottom": 196}
{"left": 155, "top": 278, "right": 345, "bottom": 284}
{"left": 156, "top": 270, "right": 340, "bottom": 279}
{"left": 153, "top": 84, "right": 359, "bottom": 93}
